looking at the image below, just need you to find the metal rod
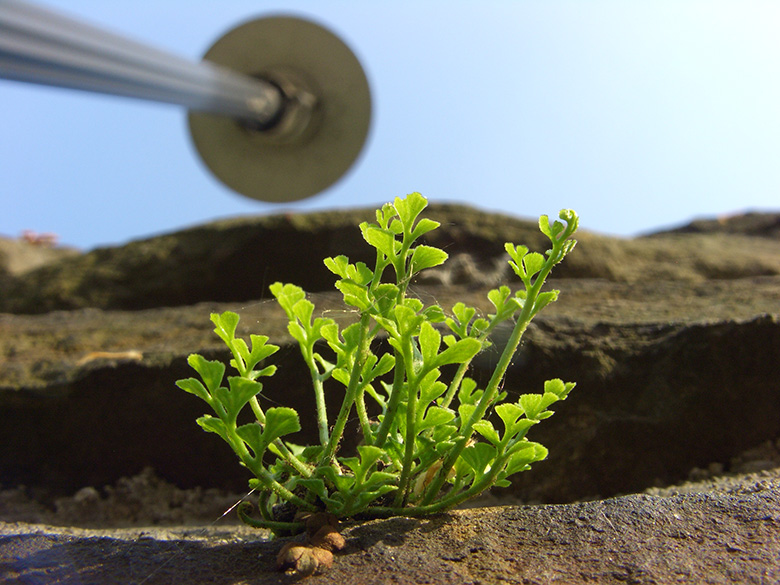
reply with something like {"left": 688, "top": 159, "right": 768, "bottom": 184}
{"left": 0, "top": 0, "right": 284, "bottom": 125}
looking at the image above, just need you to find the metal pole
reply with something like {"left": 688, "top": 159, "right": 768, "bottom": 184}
{"left": 0, "top": 0, "right": 284, "bottom": 126}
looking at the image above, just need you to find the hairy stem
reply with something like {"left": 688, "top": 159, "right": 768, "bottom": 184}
{"left": 393, "top": 345, "right": 419, "bottom": 507}
{"left": 311, "top": 370, "right": 330, "bottom": 446}
{"left": 319, "top": 314, "right": 372, "bottom": 465}
{"left": 237, "top": 503, "right": 306, "bottom": 532}
{"left": 249, "top": 396, "right": 311, "bottom": 478}
{"left": 439, "top": 360, "right": 470, "bottom": 410}
{"left": 355, "top": 384, "right": 374, "bottom": 445}
{"left": 226, "top": 430, "right": 317, "bottom": 512}
{"left": 373, "top": 350, "right": 406, "bottom": 446}
{"left": 420, "top": 251, "right": 560, "bottom": 505}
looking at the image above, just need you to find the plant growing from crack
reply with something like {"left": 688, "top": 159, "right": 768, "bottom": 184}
{"left": 177, "top": 192, "right": 578, "bottom": 536}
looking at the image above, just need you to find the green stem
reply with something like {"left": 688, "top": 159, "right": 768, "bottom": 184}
{"left": 393, "top": 232, "right": 414, "bottom": 297}
{"left": 434, "top": 453, "right": 511, "bottom": 510}
{"left": 370, "top": 453, "right": 512, "bottom": 519}
{"left": 394, "top": 384, "right": 417, "bottom": 506}
{"left": 255, "top": 467, "right": 314, "bottom": 511}
{"left": 440, "top": 303, "right": 518, "bottom": 410}
{"left": 439, "top": 360, "right": 470, "bottom": 410}
{"left": 297, "top": 339, "right": 330, "bottom": 446}
{"left": 258, "top": 491, "right": 273, "bottom": 521}
{"left": 355, "top": 384, "right": 374, "bottom": 445}
{"left": 311, "top": 368, "right": 330, "bottom": 446}
{"left": 250, "top": 396, "right": 311, "bottom": 478}
{"left": 420, "top": 253, "right": 560, "bottom": 506}
{"left": 227, "top": 431, "right": 317, "bottom": 512}
{"left": 393, "top": 346, "right": 419, "bottom": 507}
{"left": 319, "top": 314, "right": 372, "bottom": 465}
{"left": 249, "top": 396, "right": 265, "bottom": 423}
{"left": 226, "top": 340, "right": 247, "bottom": 377}
{"left": 268, "top": 441, "right": 312, "bottom": 478}
{"left": 374, "top": 349, "right": 406, "bottom": 446}
{"left": 237, "top": 503, "right": 306, "bottom": 532}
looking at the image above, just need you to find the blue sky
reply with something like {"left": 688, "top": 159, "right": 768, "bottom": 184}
{"left": 2, "top": 1, "right": 779, "bottom": 250}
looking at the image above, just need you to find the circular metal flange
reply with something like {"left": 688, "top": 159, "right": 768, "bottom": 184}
{"left": 188, "top": 16, "right": 371, "bottom": 203}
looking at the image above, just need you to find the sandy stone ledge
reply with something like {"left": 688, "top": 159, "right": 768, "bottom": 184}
{"left": 2, "top": 479, "right": 778, "bottom": 585}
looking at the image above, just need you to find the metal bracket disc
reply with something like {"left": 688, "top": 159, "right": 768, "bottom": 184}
{"left": 188, "top": 15, "right": 371, "bottom": 203}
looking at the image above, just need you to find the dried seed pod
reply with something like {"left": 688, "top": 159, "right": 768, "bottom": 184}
{"left": 309, "top": 546, "right": 334, "bottom": 570}
{"left": 303, "top": 512, "right": 340, "bottom": 536}
{"left": 276, "top": 543, "right": 322, "bottom": 577}
{"left": 310, "top": 524, "right": 346, "bottom": 552}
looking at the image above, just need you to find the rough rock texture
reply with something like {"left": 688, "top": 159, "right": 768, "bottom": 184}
{"left": 2, "top": 475, "right": 779, "bottom": 584}
{"left": 649, "top": 211, "right": 780, "bottom": 238}
{"left": 2, "top": 206, "right": 779, "bottom": 314}
{"left": 0, "top": 235, "right": 79, "bottom": 277}
{"left": 1, "top": 204, "right": 779, "bottom": 583}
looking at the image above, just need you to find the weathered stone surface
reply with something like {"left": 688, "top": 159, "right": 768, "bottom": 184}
{"left": 0, "top": 205, "right": 779, "bottom": 582}
{"left": 2, "top": 205, "right": 779, "bottom": 313}
{"left": 1, "top": 283, "right": 778, "bottom": 502}
{"left": 2, "top": 475, "right": 779, "bottom": 584}
{"left": 649, "top": 210, "right": 780, "bottom": 238}
{"left": 0, "top": 235, "right": 79, "bottom": 276}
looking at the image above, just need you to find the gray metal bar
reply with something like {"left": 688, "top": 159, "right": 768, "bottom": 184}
{"left": 0, "top": 0, "right": 283, "bottom": 124}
